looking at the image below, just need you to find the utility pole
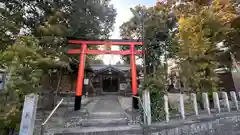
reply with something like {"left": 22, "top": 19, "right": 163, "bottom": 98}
{"left": 130, "top": 8, "right": 147, "bottom": 75}
{"left": 130, "top": 8, "right": 151, "bottom": 125}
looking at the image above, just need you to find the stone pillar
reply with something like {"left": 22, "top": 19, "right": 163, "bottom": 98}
{"left": 143, "top": 90, "right": 151, "bottom": 125}
{"left": 202, "top": 93, "right": 211, "bottom": 115}
{"left": 164, "top": 95, "right": 169, "bottom": 122}
{"left": 191, "top": 93, "right": 198, "bottom": 115}
{"left": 179, "top": 94, "right": 185, "bottom": 120}
{"left": 142, "top": 91, "right": 146, "bottom": 124}
{"left": 146, "top": 90, "right": 151, "bottom": 125}
{"left": 230, "top": 91, "right": 239, "bottom": 110}
{"left": 213, "top": 92, "right": 221, "bottom": 113}
{"left": 222, "top": 92, "right": 230, "bottom": 112}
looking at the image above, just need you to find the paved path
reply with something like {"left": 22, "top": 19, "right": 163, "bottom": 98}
{"left": 91, "top": 95, "right": 124, "bottom": 113}
{"left": 82, "top": 95, "right": 128, "bottom": 127}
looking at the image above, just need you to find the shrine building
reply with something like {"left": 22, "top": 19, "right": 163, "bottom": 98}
{"left": 40, "top": 64, "right": 142, "bottom": 97}
{"left": 86, "top": 64, "right": 142, "bottom": 96}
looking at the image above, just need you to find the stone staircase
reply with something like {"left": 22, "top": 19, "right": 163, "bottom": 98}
{"left": 80, "top": 112, "right": 128, "bottom": 127}
{"left": 54, "top": 125, "right": 143, "bottom": 135}
{"left": 33, "top": 94, "right": 144, "bottom": 135}
{"left": 53, "top": 111, "right": 143, "bottom": 135}
{"left": 52, "top": 96, "right": 143, "bottom": 135}
{"left": 54, "top": 111, "right": 143, "bottom": 135}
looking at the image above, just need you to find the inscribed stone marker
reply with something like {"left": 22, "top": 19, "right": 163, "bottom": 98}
{"left": 19, "top": 94, "right": 38, "bottom": 135}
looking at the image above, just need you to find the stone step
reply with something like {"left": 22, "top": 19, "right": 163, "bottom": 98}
{"left": 54, "top": 125, "right": 143, "bottom": 135}
{"left": 55, "top": 133, "right": 142, "bottom": 135}
{"left": 80, "top": 118, "right": 128, "bottom": 127}
{"left": 90, "top": 112, "right": 127, "bottom": 119}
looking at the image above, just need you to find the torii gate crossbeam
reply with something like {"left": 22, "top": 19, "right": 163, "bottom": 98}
{"left": 68, "top": 40, "right": 144, "bottom": 111}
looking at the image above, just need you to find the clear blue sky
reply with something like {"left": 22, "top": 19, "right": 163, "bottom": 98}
{"left": 102, "top": 0, "right": 157, "bottom": 65}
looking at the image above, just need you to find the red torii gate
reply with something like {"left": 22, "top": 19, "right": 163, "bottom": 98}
{"left": 68, "top": 40, "right": 144, "bottom": 110}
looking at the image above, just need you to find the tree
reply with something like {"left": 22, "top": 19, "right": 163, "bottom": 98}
{"left": 221, "top": 0, "right": 240, "bottom": 67}
{"left": 0, "top": 0, "right": 116, "bottom": 133}
{"left": 0, "top": 36, "right": 67, "bottom": 134}
{"left": 120, "top": 2, "right": 178, "bottom": 121}
{"left": 174, "top": 0, "right": 237, "bottom": 93}
{"left": 0, "top": 2, "right": 24, "bottom": 50}
{"left": 119, "top": 3, "right": 177, "bottom": 74}
{"left": 65, "top": 0, "right": 116, "bottom": 63}
{"left": 1, "top": 0, "right": 116, "bottom": 62}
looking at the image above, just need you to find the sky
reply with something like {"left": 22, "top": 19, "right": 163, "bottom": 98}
{"left": 101, "top": 0, "right": 157, "bottom": 65}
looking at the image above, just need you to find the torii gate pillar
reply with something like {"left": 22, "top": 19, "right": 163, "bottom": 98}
{"left": 130, "top": 43, "right": 139, "bottom": 109}
{"left": 74, "top": 43, "right": 87, "bottom": 110}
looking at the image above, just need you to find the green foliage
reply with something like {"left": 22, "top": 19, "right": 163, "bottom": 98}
{"left": 1, "top": 37, "right": 45, "bottom": 91}
{"left": 1, "top": 0, "right": 116, "bottom": 64}
{"left": 174, "top": 0, "right": 238, "bottom": 92}
{"left": 140, "top": 67, "right": 166, "bottom": 121}
{"left": 0, "top": 36, "right": 47, "bottom": 134}
{"left": 0, "top": 4, "right": 23, "bottom": 50}
{"left": 120, "top": 3, "right": 177, "bottom": 65}
{"left": 120, "top": 2, "right": 176, "bottom": 122}
{"left": 121, "top": 0, "right": 240, "bottom": 122}
{"left": 0, "top": 1, "right": 116, "bottom": 133}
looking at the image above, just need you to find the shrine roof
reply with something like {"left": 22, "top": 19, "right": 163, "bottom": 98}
{"left": 89, "top": 64, "right": 142, "bottom": 72}
{"left": 89, "top": 64, "right": 129, "bottom": 71}
{"left": 93, "top": 65, "right": 126, "bottom": 76}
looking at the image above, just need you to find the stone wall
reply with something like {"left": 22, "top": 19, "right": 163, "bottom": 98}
{"left": 146, "top": 112, "right": 240, "bottom": 135}
{"left": 53, "top": 112, "right": 240, "bottom": 135}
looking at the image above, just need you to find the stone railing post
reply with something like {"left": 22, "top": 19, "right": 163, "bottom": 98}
{"left": 164, "top": 95, "right": 169, "bottom": 122}
{"left": 143, "top": 90, "right": 152, "bottom": 125}
{"left": 230, "top": 91, "right": 239, "bottom": 110}
{"left": 213, "top": 92, "right": 220, "bottom": 113}
{"left": 191, "top": 93, "right": 198, "bottom": 115}
{"left": 202, "top": 93, "right": 211, "bottom": 115}
{"left": 146, "top": 90, "right": 152, "bottom": 125}
{"left": 142, "top": 90, "right": 146, "bottom": 124}
{"left": 179, "top": 94, "right": 185, "bottom": 120}
{"left": 222, "top": 92, "right": 230, "bottom": 112}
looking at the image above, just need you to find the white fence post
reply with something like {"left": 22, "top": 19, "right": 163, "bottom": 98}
{"left": 191, "top": 93, "right": 198, "bottom": 115}
{"left": 164, "top": 95, "right": 169, "bottom": 122}
{"left": 142, "top": 90, "right": 146, "bottom": 124}
{"left": 230, "top": 91, "right": 239, "bottom": 110}
{"left": 143, "top": 90, "right": 152, "bottom": 125}
{"left": 222, "top": 92, "right": 230, "bottom": 112}
{"left": 179, "top": 94, "right": 185, "bottom": 120}
{"left": 146, "top": 90, "right": 152, "bottom": 125}
{"left": 213, "top": 92, "right": 220, "bottom": 113}
{"left": 202, "top": 93, "right": 211, "bottom": 115}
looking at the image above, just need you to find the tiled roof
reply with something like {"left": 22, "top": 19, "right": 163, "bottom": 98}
{"left": 89, "top": 64, "right": 131, "bottom": 71}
